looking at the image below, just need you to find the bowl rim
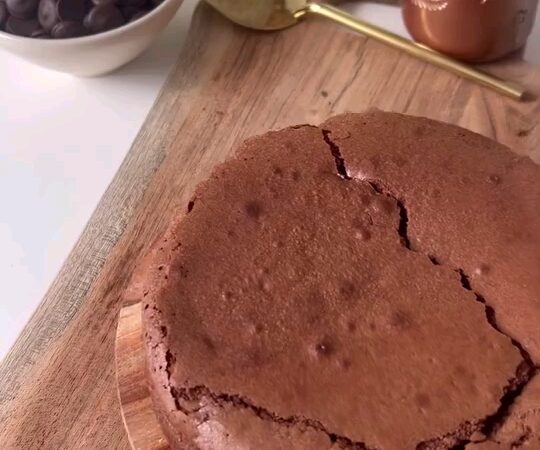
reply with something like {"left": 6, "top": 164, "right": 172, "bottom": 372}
{"left": 0, "top": 0, "right": 183, "bottom": 45}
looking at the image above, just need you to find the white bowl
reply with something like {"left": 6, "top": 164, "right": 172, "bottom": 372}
{"left": 0, "top": 0, "right": 184, "bottom": 77}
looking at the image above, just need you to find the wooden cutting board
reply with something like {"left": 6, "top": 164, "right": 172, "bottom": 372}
{"left": 1, "top": 3, "right": 539, "bottom": 449}
{"left": 116, "top": 302, "right": 169, "bottom": 450}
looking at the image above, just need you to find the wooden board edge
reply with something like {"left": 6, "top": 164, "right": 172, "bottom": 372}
{"left": 115, "top": 302, "right": 170, "bottom": 450}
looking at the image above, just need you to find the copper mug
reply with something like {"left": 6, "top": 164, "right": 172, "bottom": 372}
{"left": 402, "top": 0, "right": 539, "bottom": 62}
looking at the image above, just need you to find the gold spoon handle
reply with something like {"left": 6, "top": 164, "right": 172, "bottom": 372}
{"left": 297, "top": 2, "right": 525, "bottom": 100}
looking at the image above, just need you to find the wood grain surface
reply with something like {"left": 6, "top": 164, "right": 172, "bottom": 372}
{"left": 116, "top": 303, "right": 169, "bottom": 450}
{"left": 1, "top": 3, "right": 539, "bottom": 449}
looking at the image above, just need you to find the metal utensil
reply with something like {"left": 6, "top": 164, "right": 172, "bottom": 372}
{"left": 206, "top": 0, "right": 526, "bottom": 100}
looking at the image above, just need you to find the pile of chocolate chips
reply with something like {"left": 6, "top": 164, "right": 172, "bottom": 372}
{"left": 0, "top": 0, "right": 162, "bottom": 38}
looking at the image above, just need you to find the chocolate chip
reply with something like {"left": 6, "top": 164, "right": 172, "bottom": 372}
{"left": 51, "top": 20, "right": 85, "bottom": 37}
{"left": 6, "top": 0, "right": 39, "bottom": 19}
{"left": 4, "top": 0, "right": 153, "bottom": 38}
{"left": 121, "top": 5, "right": 144, "bottom": 20}
{"left": 38, "top": 0, "right": 59, "bottom": 31}
{"left": 120, "top": 5, "right": 136, "bottom": 19}
{"left": 56, "top": 0, "right": 85, "bottom": 21}
{"left": 119, "top": 0, "right": 145, "bottom": 7}
{"left": 84, "top": 4, "right": 124, "bottom": 33}
{"left": 6, "top": 16, "right": 40, "bottom": 35}
{"left": 0, "top": 1, "right": 8, "bottom": 29}
{"left": 30, "top": 26, "right": 48, "bottom": 37}
{"left": 127, "top": 7, "right": 145, "bottom": 21}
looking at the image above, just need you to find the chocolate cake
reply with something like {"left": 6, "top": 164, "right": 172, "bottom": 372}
{"left": 134, "top": 111, "right": 540, "bottom": 450}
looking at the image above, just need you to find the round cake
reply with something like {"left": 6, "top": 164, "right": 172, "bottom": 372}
{"left": 132, "top": 111, "right": 540, "bottom": 450}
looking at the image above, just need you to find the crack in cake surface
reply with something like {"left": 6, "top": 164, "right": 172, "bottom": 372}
{"left": 170, "top": 384, "right": 376, "bottom": 450}
{"left": 322, "top": 129, "right": 350, "bottom": 180}
{"left": 161, "top": 358, "right": 535, "bottom": 450}
{"left": 320, "top": 128, "right": 537, "bottom": 447}
{"left": 457, "top": 270, "right": 536, "bottom": 369}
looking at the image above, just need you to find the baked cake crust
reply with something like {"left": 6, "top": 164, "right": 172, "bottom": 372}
{"left": 322, "top": 112, "right": 540, "bottom": 364}
{"left": 132, "top": 111, "right": 540, "bottom": 450}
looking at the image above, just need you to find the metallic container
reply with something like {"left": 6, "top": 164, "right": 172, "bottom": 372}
{"left": 402, "top": 0, "right": 538, "bottom": 62}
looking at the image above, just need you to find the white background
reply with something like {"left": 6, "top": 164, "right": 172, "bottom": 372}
{"left": 1, "top": 0, "right": 539, "bottom": 360}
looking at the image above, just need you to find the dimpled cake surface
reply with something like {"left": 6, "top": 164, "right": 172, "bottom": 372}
{"left": 133, "top": 111, "right": 540, "bottom": 450}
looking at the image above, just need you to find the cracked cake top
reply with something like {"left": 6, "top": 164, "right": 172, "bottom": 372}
{"left": 135, "top": 111, "right": 540, "bottom": 450}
